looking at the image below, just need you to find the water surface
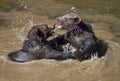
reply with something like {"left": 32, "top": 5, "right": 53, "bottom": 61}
{"left": 0, "top": 0, "right": 120, "bottom": 81}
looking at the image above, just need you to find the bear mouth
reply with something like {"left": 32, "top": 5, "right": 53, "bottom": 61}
{"left": 56, "top": 19, "right": 65, "bottom": 29}
{"left": 57, "top": 24, "right": 70, "bottom": 30}
{"left": 57, "top": 22, "right": 66, "bottom": 29}
{"left": 58, "top": 24, "right": 64, "bottom": 29}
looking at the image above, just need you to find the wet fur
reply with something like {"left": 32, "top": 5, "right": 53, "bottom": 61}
{"left": 49, "top": 21, "right": 108, "bottom": 61}
{"left": 8, "top": 25, "right": 74, "bottom": 62}
{"left": 65, "top": 24, "right": 108, "bottom": 60}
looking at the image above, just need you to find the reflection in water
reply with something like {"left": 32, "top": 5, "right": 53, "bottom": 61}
{"left": 0, "top": 0, "right": 120, "bottom": 81}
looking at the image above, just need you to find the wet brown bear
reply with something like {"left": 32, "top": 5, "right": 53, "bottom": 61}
{"left": 49, "top": 7, "right": 107, "bottom": 61}
{"left": 8, "top": 24, "right": 74, "bottom": 62}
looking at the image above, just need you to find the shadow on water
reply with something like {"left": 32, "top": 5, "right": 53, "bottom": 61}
{"left": 0, "top": 0, "right": 120, "bottom": 81}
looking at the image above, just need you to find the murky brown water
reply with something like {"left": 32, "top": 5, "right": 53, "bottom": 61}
{"left": 0, "top": 0, "right": 120, "bottom": 81}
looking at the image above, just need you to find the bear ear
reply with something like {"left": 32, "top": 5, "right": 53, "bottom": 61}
{"left": 70, "top": 7, "right": 77, "bottom": 13}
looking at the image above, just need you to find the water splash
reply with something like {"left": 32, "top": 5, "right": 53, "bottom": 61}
{"left": 10, "top": 20, "right": 35, "bottom": 42}
{"left": 28, "top": 19, "right": 34, "bottom": 27}
{"left": 90, "top": 52, "right": 98, "bottom": 61}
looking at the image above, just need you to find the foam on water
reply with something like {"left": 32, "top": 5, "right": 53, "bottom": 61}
{"left": 0, "top": 56, "right": 7, "bottom": 62}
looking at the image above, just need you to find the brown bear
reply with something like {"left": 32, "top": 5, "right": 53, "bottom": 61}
{"left": 49, "top": 7, "right": 108, "bottom": 61}
{"left": 8, "top": 24, "right": 75, "bottom": 62}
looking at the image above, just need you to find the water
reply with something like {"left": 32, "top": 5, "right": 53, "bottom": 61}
{"left": 0, "top": 0, "right": 120, "bottom": 81}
